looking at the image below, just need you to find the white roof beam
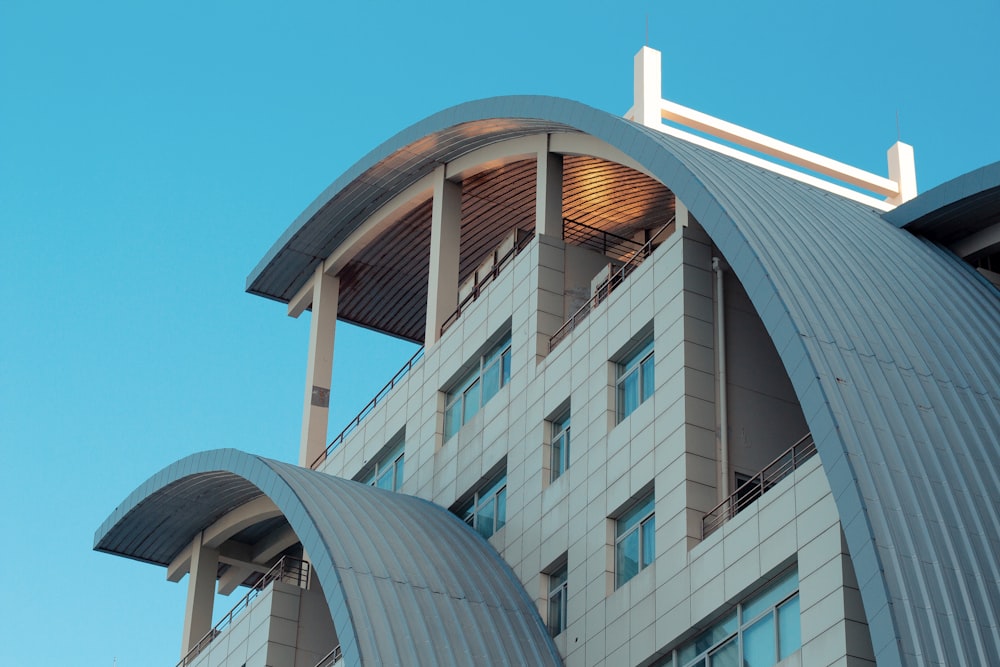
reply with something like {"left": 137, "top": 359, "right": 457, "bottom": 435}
{"left": 659, "top": 99, "right": 899, "bottom": 197}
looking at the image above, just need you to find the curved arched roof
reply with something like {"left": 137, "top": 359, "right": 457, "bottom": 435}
{"left": 245, "top": 96, "right": 1000, "bottom": 666}
{"left": 94, "top": 449, "right": 562, "bottom": 667}
{"left": 884, "top": 160, "right": 1000, "bottom": 236}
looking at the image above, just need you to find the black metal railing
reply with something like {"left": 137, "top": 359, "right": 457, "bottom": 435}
{"left": 701, "top": 433, "right": 817, "bottom": 539}
{"left": 562, "top": 217, "right": 646, "bottom": 260}
{"left": 178, "top": 556, "right": 311, "bottom": 667}
{"left": 311, "top": 346, "right": 425, "bottom": 469}
{"left": 313, "top": 645, "right": 344, "bottom": 667}
{"left": 550, "top": 218, "right": 675, "bottom": 351}
{"left": 440, "top": 228, "right": 533, "bottom": 335}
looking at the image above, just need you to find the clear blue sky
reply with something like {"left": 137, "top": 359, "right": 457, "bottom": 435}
{"left": 1, "top": 1, "right": 997, "bottom": 664}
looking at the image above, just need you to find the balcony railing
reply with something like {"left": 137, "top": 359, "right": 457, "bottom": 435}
{"left": 178, "top": 556, "right": 311, "bottom": 667}
{"left": 701, "top": 433, "right": 817, "bottom": 539}
{"left": 440, "top": 228, "right": 533, "bottom": 336}
{"left": 549, "top": 218, "right": 675, "bottom": 351}
{"left": 311, "top": 346, "right": 425, "bottom": 469}
{"left": 313, "top": 645, "right": 344, "bottom": 667}
{"left": 562, "top": 217, "right": 645, "bottom": 261}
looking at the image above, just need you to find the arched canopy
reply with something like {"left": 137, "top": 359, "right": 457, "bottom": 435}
{"left": 94, "top": 449, "right": 562, "bottom": 667}
{"left": 884, "top": 160, "right": 1000, "bottom": 260}
{"left": 246, "top": 96, "right": 1000, "bottom": 666}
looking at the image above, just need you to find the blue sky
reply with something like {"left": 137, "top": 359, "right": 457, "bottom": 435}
{"left": 1, "top": 1, "right": 997, "bottom": 664}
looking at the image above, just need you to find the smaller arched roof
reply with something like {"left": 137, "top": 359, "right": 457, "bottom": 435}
{"left": 884, "top": 160, "right": 1000, "bottom": 246}
{"left": 94, "top": 449, "right": 562, "bottom": 667}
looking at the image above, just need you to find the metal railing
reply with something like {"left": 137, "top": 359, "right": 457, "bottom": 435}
{"left": 178, "top": 556, "right": 311, "bottom": 667}
{"left": 701, "top": 433, "right": 817, "bottom": 539}
{"left": 562, "top": 217, "right": 645, "bottom": 260}
{"left": 311, "top": 346, "right": 425, "bottom": 469}
{"left": 550, "top": 218, "right": 675, "bottom": 351}
{"left": 313, "top": 645, "right": 344, "bottom": 667}
{"left": 440, "top": 228, "right": 533, "bottom": 335}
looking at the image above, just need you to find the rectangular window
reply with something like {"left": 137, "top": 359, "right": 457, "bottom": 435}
{"left": 547, "top": 563, "right": 568, "bottom": 637}
{"left": 358, "top": 439, "right": 405, "bottom": 492}
{"left": 550, "top": 409, "right": 570, "bottom": 481}
{"left": 675, "top": 567, "right": 801, "bottom": 667}
{"left": 615, "top": 491, "right": 655, "bottom": 588}
{"left": 616, "top": 336, "right": 654, "bottom": 422}
{"left": 444, "top": 334, "right": 512, "bottom": 440}
{"left": 455, "top": 471, "right": 507, "bottom": 539}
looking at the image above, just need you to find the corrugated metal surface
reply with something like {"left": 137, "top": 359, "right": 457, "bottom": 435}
{"left": 242, "top": 96, "right": 1000, "bottom": 666}
{"left": 646, "top": 129, "right": 1000, "bottom": 666}
{"left": 94, "top": 449, "right": 561, "bottom": 667}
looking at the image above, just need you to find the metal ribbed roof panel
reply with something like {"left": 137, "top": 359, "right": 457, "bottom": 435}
{"left": 94, "top": 449, "right": 561, "bottom": 667}
{"left": 241, "top": 96, "right": 1000, "bottom": 666}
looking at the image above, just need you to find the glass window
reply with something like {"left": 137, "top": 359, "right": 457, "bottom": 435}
{"left": 550, "top": 410, "right": 570, "bottom": 481}
{"left": 743, "top": 568, "right": 798, "bottom": 621}
{"left": 615, "top": 491, "right": 655, "bottom": 588}
{"left": 444, "top": 335, "right": 512, "bottom": 440}
{"left": 777, "top": 595, "right": 801, "bottom": 660}
{"left": 360, "top": 441, "right": 405, "bottom": 492}
{"left": 617, "top": 337, "right": 654, "bottom": 422}
{"left": 708, "top": 636, "right": 738, "bottom": 667}
{"left": 676, "top": 567, "right": 800, "bottom": 667}
{"left": 456, "top": 471, "right": 507, "bottom": 539}
{"left": 742, "top": 614, "right": 776, "bottom": 667}
{"left": 462, "top": 379, "right": 481, "bottom": 423}
{"left": 547, "top": 562, "right": 568, "bottom": 637}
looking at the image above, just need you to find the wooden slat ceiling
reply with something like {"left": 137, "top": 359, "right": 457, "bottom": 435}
{"left": 336, "top": 156, "right": 675, "bottom": 343}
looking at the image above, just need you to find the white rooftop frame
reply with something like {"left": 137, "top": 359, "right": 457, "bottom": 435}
{"left": 626, "top": 46, "right": 917, "bottom": 212}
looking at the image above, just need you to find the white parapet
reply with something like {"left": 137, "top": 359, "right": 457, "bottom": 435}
{"left": 630, "top": 46, "right": 916, "bottom": 210}
{"left": 633, "top": 46, "right": 662, "bottom": 128}
{"left": 887, "top": 141, "right": 918, "bottom": 205}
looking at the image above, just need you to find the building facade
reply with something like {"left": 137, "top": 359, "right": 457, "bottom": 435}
{"left": 95, "top": 48, "right": 1000, "bottom": 667}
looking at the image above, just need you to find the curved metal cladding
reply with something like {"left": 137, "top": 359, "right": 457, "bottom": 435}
{"left": 247, "top": 97, "right": 1000, "bottom": 666}
{"left": 883, "top": 160, "right": 1000, "bottom": 235}
{"left": 94, "top": 449, "right": 563, "bottom": 667}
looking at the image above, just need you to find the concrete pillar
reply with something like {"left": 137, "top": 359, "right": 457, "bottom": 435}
{"left": 675, "top": 198, "right": 690, "bottom": 228}
{"left": 887, "top": 141, "right": 917, "bottom": 205}
{"left": 633, "top": 46, "right": 662, "bottom": 128}
{"left": 181, "top": 531, "right": 219, "bottom": 656}
{"left": 425, "top": 166, "right": 462, "bottom": 346}
{"left": 533, "top": 145, "right": 566, "bottom": 361}
{"left": 680, "top": 222, "right": 719, "bottom": 547}
{"left": 299, "top": 267, "right": 339, "bottom": 467}
{"left": 535, "top": 145, "right": 563, "bottom": 238}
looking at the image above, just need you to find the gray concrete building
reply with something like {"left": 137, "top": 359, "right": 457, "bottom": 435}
{"left": 95, "top": 48, "right": 1000, "bottom": 667}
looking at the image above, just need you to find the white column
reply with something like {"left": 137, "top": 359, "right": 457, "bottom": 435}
{"left": 675, "top": 198, "right": 690, "bottom": 228}
{"left": 533, "top": 143, "right": 565, "bottom": 360}
{"left": 180, "top": 531, "right": 219, "bottom": 656}
{"left": 425, "top": 165, "right": 462, "bottom": 346}
{"left": 887, "top": 141, "right": 917, "bottom": 205}
{"left": 299, "top": 267, "right": 339, "bottom": 467}
{"left": 535, "top": 143, "right": 563, "bottom": 238}
{"left": 633, "top": 46, "right": 662, "bottom": 128}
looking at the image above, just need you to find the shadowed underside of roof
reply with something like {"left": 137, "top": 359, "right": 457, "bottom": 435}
{"left": 272, "top": 153, "right": 675, "bottom": 342}
{"left": 240, "top": 96, "right": 1000, "bottom": 666}
{"left": 94, "top": 449, "right": 562, "bottom": 667}
{"left": 883, "top": 160, "right": 1000, "bottom": 244}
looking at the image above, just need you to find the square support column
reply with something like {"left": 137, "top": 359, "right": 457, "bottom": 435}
{"left": 633, "top": 46, "right": 662, "bottom": 128}
{"left": 887, "top": 141, "right": 917, "bottom": 205}
{"left": 535, "top": 145, "right": 563, "bottom": 238}
{"left": 300, "top": 267, "right": 339, "bottom": 467}
{"left": 425, "top": 166, "right": 462, "bottom": 346}
{"left": 675, "top": 198, "right": 690, "bottom": 228}
{"left": 533, "top": 144, "right": 566, "bottom": 361}
{"left": 181, "top": 531, "right": 219, "bottom": 656}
